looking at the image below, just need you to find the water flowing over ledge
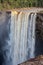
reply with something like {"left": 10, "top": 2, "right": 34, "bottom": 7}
{"left": 9, "top": 11, "right": 37, "bottom": 65}
{"left": 0, "top": 9, "right": 43, "bottom": 65}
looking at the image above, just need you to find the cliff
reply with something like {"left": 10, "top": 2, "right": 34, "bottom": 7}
{"left": 36, "top": 13, "right": 43, "bottom": 40}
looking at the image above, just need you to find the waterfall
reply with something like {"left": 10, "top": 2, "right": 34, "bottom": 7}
{"left": 27, "top": 13, "right": 36, "bottom": 58}
{"left": 9, "top": 11, "right": 36, "bottom": 65}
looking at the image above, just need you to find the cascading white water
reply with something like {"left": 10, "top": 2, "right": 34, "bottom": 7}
{"left": 10, "top": 11, "right": 36, "bottom": 65}
{"left": 27, "top": 13, "right": 36, "bottom": 58}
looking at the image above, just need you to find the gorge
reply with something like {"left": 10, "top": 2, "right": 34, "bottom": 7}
{"left": 0, "top": 8, "right": 43, "bottom": 65}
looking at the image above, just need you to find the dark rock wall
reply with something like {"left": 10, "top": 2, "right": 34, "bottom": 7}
{"left": 35, "top": 13, "right": 43, "bottom": 56}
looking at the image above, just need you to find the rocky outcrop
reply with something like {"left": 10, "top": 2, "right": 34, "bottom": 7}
{"left": 35, "top": 13, "right": 43, "bottom": 56}
{"left": 18, "top": 55, "right": 43, "bottom": 65}
{"left": 36, "top": 13, "right": 43, "bottom": 40}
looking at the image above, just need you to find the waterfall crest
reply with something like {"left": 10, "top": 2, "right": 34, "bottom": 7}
{"left": 10, "top": 11, "right": 36, "bottom": 65}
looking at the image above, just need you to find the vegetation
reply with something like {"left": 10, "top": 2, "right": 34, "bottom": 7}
{"left": 0, "top": 0, "right": 43, "bottom": 9}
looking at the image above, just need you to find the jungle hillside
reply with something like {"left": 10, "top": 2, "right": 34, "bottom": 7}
{"left": 0, "top": 0, "right": 43, "bottom": 10}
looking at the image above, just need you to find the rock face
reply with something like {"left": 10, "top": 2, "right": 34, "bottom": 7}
{"left": 18, "top": 55, "right": 43, "bottom": 65}
{"left": 35, "top": 13, "right": 43, "bottom": 56}
{"left": 36, "top": 13, "right": 43, "bottom": 40}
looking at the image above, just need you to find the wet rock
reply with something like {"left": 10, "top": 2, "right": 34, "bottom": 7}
{"left": 36, "top": 13, "right": 43, "bottom": 40}
{"left": 18, "top": 55, "right": 43, "bottom": 65}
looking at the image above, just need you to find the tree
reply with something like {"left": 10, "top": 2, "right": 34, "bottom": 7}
{"left": 0, "top": 0, "right": 4, "bottom": 3}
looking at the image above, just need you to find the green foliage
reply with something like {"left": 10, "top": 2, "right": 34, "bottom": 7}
{"left": 0, "top": 0, "right": 43, "bottom": 9}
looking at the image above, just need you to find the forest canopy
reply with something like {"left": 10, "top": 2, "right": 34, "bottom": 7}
{"left": 0, "top": 0, "right": 43, "bottom": 9}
